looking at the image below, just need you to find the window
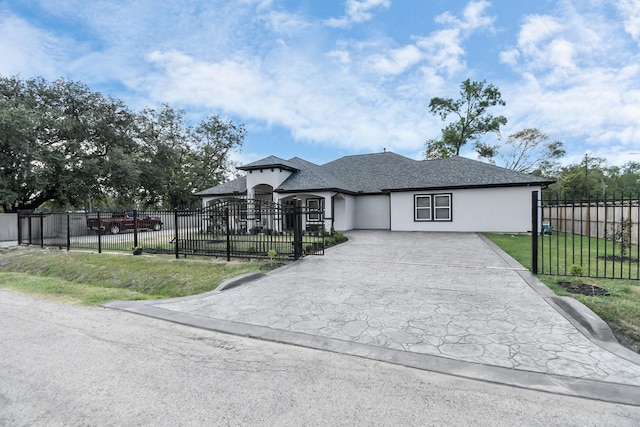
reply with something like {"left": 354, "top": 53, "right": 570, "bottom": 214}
{"left": 433, "top": 195, "right": 451, "bottom": 220}
{"left": 414, "top": 194, "right": 451, "bottom": 222}
{"left": 415, "top": 196, "right": 431, "bottom": 220}
{"left": 307, "top": 198, "right": 324, "bottom": 221}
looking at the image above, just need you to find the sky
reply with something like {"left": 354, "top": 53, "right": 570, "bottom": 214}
{"left": 1, "top": 0, "right": 640, "bottom": 170}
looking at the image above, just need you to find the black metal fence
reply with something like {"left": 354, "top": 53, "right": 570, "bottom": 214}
{"left": 532, "top": 191, "right": 640, "bottom": 280}
{"left": 17, "top": 199, "right": 327, "bottom": 261}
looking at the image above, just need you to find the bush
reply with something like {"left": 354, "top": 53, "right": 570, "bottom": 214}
{"left": 334, "top": 232, "right": 346, "bottom": 243}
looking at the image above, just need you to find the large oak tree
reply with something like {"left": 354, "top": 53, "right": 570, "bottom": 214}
{"left": 0, "top": 76, "right": 137, "bottom": 212}
{"left": 0, "top": 76, "right": 244, "bottom": 212}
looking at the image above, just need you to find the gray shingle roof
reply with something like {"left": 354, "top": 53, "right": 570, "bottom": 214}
{"left": 195, "top": 152, "right": 553, "bottom": 196}
{"left": 237, "top": 155, "right": 300, "bottom": 172}
{"left": 323, "top": 152, "right": 418, "bottom": 193}
{"left": 384, "top": 156, "right": 553, "bottom": 191}
{"left": 276, "top": 157, "right": 355, "bottom": 193}
{"left": 194, "top": 176, "right": 247, "bottom": 196}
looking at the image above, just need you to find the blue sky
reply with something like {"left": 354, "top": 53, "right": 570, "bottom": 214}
{"left": 1, "top": 0, "right": 640, "bottom": 169}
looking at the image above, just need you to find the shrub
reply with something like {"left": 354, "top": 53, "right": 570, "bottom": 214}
{"left": 569, "top": 264, "right": 583, "bottom": 285}
{"left": 267, "top": 249, "right": 277, "bottom": 265}
{"left": 606, "top": 218, "right": 633, "bottom": 258}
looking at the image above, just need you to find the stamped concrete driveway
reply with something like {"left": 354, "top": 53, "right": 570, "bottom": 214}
{"left": 106, "top": 231, "right": 640, "bottom": 404}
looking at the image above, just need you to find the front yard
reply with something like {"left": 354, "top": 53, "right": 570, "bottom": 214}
{"left": 0, "top": 247, "right": 263, "bottom": 305}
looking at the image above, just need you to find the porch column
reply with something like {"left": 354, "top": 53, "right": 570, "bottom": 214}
{"left": 323, "top": 193, "right": 333, "bottom": 233}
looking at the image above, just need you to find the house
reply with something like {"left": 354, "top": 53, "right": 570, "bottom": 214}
{"left": 194, "top": 152, "right": 553, "bottom": 233}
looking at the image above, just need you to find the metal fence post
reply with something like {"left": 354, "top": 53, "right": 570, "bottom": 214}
{"left": 531, "top": 191, "right": 538, "bottom": 275}
{"left": 66, "top": 213, "right": 71, "bottom": 251}
{"left": 225, "top": 207, "right": 231, "bottom": 261}
{"left": 17, "top": 213, "right": 22, "bottom": 245}
{"left": 97, "top": 211, "right": 102, "bottom": 254}
{"left": 293, "top": 200, "right": 303, "bottom": 260}
{"left": 39, "top": 214, "right": 44, "bottom": 248}
{"left": 133, "top": 210, "right": 138, "bottom": 248}
{"left": 174, "top": 208, "right": 180, "bottom": 259}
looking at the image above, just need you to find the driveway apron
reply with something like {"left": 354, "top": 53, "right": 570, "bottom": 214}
{"left": 106, "top": 231, "right": 640, "bottom": 403}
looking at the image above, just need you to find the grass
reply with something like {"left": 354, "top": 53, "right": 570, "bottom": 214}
{"left": 485, "top": 233, "right": 640, "bottom": 352}
{"left": 0, "top": 247, "right": 263, "bottom": 306}
{"left": 70, "top": 231, "right": 330, "bottom": 257}
{"left": 537, "top": 231, "right": 640, "bottom": 279}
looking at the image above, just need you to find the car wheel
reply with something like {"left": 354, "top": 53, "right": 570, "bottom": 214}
{"left": 152, "top": 223, "right": 162, "bottom": 231}
{"left": 109, "top": 224, "right": 120, "bottom": 234}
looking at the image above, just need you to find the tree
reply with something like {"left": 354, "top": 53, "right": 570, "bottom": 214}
{"left": 500, "top": 128, "right": 565, "bottom": 176}
{"left": 189, "top": 115, "right": 245, "bottom": 194}
{"left": 136, "top": 105, "right": 192, "bottom": 208}
{"left": 135, "top": 106, "right": 245, "bottom": 208}
{"left": 0, "top": 76, "right": 245, "bottom": 211}
{"left": 426, "top": 79, "right": 507, "bottom": 160}
{"left": 547, "top": 155, "right": 607, "bottom": 199}
{"left": 0, "top": 76, "right": 137, "bottom": 212}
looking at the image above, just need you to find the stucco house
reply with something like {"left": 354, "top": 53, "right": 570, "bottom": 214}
{"left": 195, "top": 151, "right": 552, "bottom": 233}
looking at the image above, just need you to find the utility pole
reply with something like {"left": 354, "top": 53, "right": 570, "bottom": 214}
{"left": 584, "top": 153, "right": 590, "bottom": 199}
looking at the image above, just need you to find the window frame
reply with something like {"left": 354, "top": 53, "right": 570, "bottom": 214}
{"left": 413, "top": 193, "right": 452, "bottom": 222}
{"left": 306, "top": 198, "right": 324, "bottom": 222}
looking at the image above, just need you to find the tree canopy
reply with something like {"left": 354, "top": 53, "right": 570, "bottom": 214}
{"left": 545, "top": 156, "right": 640, "bottom": 200}
{"left": 426, "top": 79, "right": 507, "bottom": 160}
{"left": 0, "top": 75, "right": 244, "bottom": 212}
{"left": 500, "top": 128, "right": 565, "bottom": 176}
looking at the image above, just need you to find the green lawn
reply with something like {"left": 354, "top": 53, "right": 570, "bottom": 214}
{"left": 71, "top": 231, "right": 334, "bottom": 258}
{"left": 537, "top": 231, "right": 639, "bottom": 279}
{"left": 485, "top": 233, "right": 640, "bottom": 352}
{"left": 0, "top": 247, "right": 263, "bottom": 305}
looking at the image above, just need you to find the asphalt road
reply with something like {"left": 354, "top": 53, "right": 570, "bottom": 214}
{"left": 1, "top": 290, "right": 640, "bottom": 426}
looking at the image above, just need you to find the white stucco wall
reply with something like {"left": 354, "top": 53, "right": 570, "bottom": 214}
{"left": 332, "top": 194, "right": 356, "bottom": 231}
{"left": 201, "top": 196, "right": 216, "bottom": 207}
{"left": 245, "top": 169, "right": 293, "bottom": 195}
{"left": 390, "top": 186, "right": 538, "bottom": 232}
{"left": 354, "top": 194, "right": 390, "bottom": 229}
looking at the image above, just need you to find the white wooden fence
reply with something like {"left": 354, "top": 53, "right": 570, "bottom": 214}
{"left": 0, "top": 213, "right": 17, "bottom": 241}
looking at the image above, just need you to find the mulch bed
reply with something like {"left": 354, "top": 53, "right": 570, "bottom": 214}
{"left": 557, "top": 281, "right": 610, "bottom": 296}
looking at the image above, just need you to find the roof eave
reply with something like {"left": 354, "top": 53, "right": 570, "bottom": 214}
{"left": 195, "top": 190, "right": 248, "bottom": 197}
{"left": 237, "top": 164, "right": 299, "bottom": 172}
{"left": 275, "top": 187, "right": 358, "bottom": 196}
{"left": 383, "top": 181, "right": 554, "bottom": 193}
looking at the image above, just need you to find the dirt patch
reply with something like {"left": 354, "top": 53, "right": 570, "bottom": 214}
{"left": 596, "top": 255, "right": 639, "bottom": 263}
{"left": 609, "top": 323, "right": 640, "bottom": 354}
{"left": 557, "top": 281, "right": 610, "bottom": 296}
{"left": 259, "top": 263, "right": 287, "bottom": 271}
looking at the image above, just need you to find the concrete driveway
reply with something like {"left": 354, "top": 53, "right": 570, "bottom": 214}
{"left": 106, "top": 231, "right": 640, "bottom": 405}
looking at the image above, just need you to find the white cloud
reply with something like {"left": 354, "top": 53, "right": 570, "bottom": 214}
{"left": 436, "top": 0, "right": 494, "bottom": 31}
{"left": 368, "top": 44, "right": 423, "bottom": 75}
{"left": 324, "top": 0, "right": 390, "bottom": 28}
{"left": 144, "top": 48, "right": 433, "bottom": 153}
{"left": 416, "top": 28, "right": 466, "bottom": 76}
{"left": 0, "top": 14, "right": 63, "bottom": 78}
{"left": 616, "top": 0, "right": 640, "bottom": 42}
{"left": 362, "top": 1, "right": 494, "bottom": 78}
{"left": 262, "top": 11, "right": 312, "bottom": 34}
{"left": 497, "top": 1, "right": 640, "bottom": 161}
